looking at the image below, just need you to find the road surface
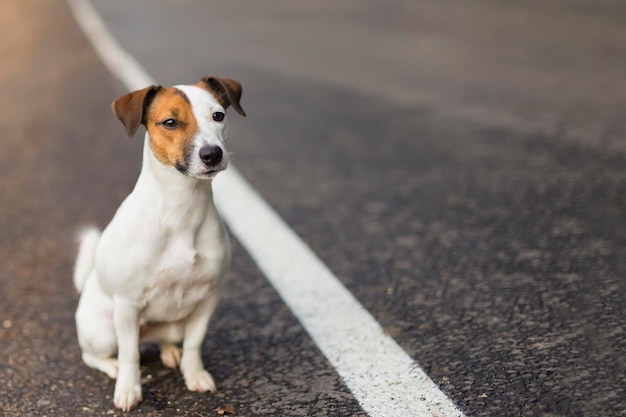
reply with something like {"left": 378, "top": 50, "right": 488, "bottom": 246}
{"left": 1, "top": 0, "right": 625, "bottom": 416}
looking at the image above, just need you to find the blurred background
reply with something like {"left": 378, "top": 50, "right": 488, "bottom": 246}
{"left": 1, "top": 1, "right": 625, "bottom": 416}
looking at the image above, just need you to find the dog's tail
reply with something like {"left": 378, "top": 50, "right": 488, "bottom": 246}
{"left": 73, "top": 226, "right": 101, "bottom": 293}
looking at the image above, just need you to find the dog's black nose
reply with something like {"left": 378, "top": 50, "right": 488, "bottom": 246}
{"left": 199, "top": 145, "right": 223, "bottom": 166}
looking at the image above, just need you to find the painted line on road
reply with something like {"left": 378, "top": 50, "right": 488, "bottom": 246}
{"left": 68, "top": 0, "right": 465, "bottom": 415}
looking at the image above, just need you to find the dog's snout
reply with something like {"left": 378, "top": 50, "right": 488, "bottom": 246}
{"left": 199, "top": 145, "right": 223, "bottom": 166}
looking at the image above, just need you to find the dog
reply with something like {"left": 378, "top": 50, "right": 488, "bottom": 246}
{"left": 73, "top": 75, "right": 245, "bottom": 411}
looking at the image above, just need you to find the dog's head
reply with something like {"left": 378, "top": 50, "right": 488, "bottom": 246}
{"left": 111, "top": 75, "right": 246, "bottom": 179}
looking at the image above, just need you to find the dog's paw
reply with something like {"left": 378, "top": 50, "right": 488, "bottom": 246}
{"left": 82, "top": 353, "right": 118, "bottom": 379}
{"left": 160, "top": 344, "right": 182, "bottom": 369}
{"left": 114, "top": 381, "right": 142, "bottom": 412}
{"left": 102, "top": 360, "right": 119, "bottom": 380}
{"left": 184, "top": 369, "right": 217, "bottom": 393}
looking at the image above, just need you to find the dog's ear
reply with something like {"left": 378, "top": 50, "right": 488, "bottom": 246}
{"left": 199, "top": 76, "right": 246, "bottom": 117}
{"left": 112, "top": 85, "right": 162, "bottom": 138}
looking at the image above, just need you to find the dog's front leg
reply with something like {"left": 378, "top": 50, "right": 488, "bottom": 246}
{"left": 112, "top": 297, "right": 142, "bottom": 411}
{"left": 181, "top": 290, "right": 220, "bottom": 393}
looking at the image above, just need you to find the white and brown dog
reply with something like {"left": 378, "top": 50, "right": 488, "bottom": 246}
{"left": 73, "top": 75, "right": 245, "bottom": 411}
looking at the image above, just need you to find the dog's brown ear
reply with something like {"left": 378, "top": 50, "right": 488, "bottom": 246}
{"left": 111, "top": 85, "right": 162, "bottom": 138}
{"left": 200, "top": 76, "right": 246, "bottom": 117}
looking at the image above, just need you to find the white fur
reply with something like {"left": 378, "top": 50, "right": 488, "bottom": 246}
{"left": 74, "top": 87, "right": 231, "bottom": 412}
{"left": 175, "top": 85, "right": 231, "bottom": 178}
{"left": 74, "top": 226, "right": 101, "bottom": 292}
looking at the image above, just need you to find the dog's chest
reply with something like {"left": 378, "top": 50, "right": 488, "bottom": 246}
{"left": 140, "top": 234, "right": 226, "bottom": 322}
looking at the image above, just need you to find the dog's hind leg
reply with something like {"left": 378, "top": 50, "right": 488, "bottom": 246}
{"left": 82, "top": 353, "right": 119, "bottom": 379}
{"left": 75, "top": 272, "right": 118, "bottom": 379}
{"left": 140, "top": 322, "right": 184, "bottom": 369}
{"left": 160, "top": 343, "right": 182, "bottom": 369}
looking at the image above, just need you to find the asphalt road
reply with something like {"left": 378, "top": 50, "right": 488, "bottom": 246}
{"left": 1, "top": 0, "right": 625, "bottom": 416}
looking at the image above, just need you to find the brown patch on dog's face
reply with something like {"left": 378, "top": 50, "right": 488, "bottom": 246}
{"left": 144, "top": 87, "right": 199, "bottom": 170}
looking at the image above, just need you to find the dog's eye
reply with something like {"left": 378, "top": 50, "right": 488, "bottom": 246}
{"left": 212, "top": 112, "right": 225, "bottom": 122}
{"left": 161, "top": 119, "right": 178, "bottom": 129}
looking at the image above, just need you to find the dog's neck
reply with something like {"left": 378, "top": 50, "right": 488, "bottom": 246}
{"left": 132, "top": 134, "right": 215, "bottom": 229}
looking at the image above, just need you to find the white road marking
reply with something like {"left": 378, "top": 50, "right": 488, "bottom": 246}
{"left": 68, "top": 0, "right": 465, "bottom": 415}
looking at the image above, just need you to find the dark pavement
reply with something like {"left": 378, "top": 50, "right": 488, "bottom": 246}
{"left": 2, "top": 0, "right": 626, "bottom": 416}
{"left": 0, "top": 1, "right": 364, "bottom": 416}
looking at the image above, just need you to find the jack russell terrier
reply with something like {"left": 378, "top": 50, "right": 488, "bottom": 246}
{"left": 73, "top": 75, "right": 246, "bottom": 411}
